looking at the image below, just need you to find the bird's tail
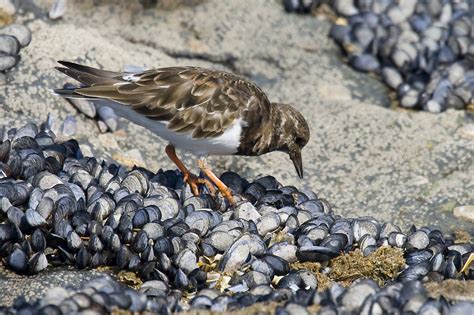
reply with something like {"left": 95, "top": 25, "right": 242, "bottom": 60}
{"left": 51, "top": 87, "right": 90, "bottom": 99}
{"left": 53, "top": 61, "right": 123, "bottom": 99}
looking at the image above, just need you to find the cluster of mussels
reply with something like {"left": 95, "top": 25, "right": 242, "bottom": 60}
{"left": 0, "top": 121, "right": 473, "bottom": 314}
{"left": 3, "top": 275, "right": 474, "bottom": 314}
{"left": 284, "top": 0, "right": 474, "bottom": 112}
{"left": 0, "top": 24, "right": 31, "bottom": 72}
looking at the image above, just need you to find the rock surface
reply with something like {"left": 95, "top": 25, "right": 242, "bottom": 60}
{"left": 0, "top": 266, "right": 112, "bottom": 307}
{"left": 1, "top": 0, "right": 473, "bottom": 236}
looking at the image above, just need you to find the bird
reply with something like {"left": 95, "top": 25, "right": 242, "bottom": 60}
{"left": 54, "top": 61, "right": 310, "bottom": 205}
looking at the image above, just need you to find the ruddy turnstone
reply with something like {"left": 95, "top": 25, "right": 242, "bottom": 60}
{"left": 54, "top": 61, "right": 310, "bottom": 205}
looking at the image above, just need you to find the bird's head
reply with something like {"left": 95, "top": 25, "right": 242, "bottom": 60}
{"left": 270, "top": 103, "right": 310, "bottom": 179}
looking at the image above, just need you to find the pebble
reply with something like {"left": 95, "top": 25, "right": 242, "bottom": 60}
{"left": 0, "top": 0, "right": 15, "bottom": 21}
{"left": 63, "top": 88, "right": 97, "bottom": 118}
{"left": 97, "top": 120, "right": 108, "bottom": 133}
{"left": 61, "top": 115, "right": 77, "bottom": 137}
{"left": 453, "top": 205, "right": 474, "bottom": 223}
{"left": 97, "top": 106, "right": 119, "bottom": 132}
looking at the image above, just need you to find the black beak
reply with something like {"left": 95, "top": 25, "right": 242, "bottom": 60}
{"left": 290, "top": 148, "right": 304, "bottom": 179}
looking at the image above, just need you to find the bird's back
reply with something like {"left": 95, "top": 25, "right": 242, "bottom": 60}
{"left": 55, "top": 62, "right": 271, "bottom": 139}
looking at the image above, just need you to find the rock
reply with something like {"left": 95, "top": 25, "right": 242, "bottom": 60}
{"left": 0, "top": 0, "right": 15, "bottom": 25}
{"left": 453, "top": 206, "right": 474, "bottom": 223}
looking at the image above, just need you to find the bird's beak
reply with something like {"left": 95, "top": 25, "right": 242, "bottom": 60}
{"left": 290, "top": 148, "right": 304, "bottom": 179}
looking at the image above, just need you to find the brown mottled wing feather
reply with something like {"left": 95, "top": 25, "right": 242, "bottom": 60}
{"left": 66, "top": 65, "right": 271, "bottom": 138}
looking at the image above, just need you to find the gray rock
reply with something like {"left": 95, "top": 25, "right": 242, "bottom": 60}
{"left": 66, "top": 98, "right": 96, "bottom": 119}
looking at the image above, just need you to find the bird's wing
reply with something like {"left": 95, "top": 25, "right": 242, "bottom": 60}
{"left": 56, "top": 62, "right": 270, "bottom": 138}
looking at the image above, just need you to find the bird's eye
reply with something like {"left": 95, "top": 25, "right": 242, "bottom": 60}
{"left": 295, "top": 137, "right": 305, "bottom": 146}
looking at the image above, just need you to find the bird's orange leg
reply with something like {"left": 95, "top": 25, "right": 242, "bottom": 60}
{"left": 461, "top": 253, "right": 473, "bottom": 274}
{"left": 165, "top": 145, "right": 216, "bottom": 196}
{"left": 197, "top": 158, "right": 235, "bottom": 206}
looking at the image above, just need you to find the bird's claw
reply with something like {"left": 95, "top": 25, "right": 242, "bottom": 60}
{"left": 183, "top": 172, "right": 216, "bottom": 197}
{"left": 197, "top": 159, "right": 236, "bottom": 206}
{"left": 220, "top": 185, "right": 236, "bottom": 206}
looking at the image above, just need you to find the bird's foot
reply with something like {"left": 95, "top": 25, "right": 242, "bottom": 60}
{"left": 197, "top": 159, "right": 236, "bottom": 206}
{"left": 182, "top": 172, "right": 216, "bottom": 197}
{"left": 165, "top": 144, "right": 233, "bottom": 205}
{"left": 217, "top": 183, "right": 235, "bottom": 207}
{"left": 165, "top": 144, "right": 215, "bottom": 197}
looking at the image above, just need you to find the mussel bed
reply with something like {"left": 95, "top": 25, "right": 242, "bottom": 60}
{"left": 0, "top": 121, "right": 472, "bottom": 314}
{"left": 284, "top": 0, "right": 474, "bottom": 113}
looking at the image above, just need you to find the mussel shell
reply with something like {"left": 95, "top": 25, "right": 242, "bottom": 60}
{"left": 29, "top": 251, "right": 48, "bottom": 273}
{"left": 7, "top": 247, "right": 28, "bottom": 273}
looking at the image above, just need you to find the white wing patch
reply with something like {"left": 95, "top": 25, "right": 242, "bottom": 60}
{"left": 122, "top": 73, "right": 141, "bottom": 82}
{"left": 122, "top": 65, "right": 150, "bottom": 82}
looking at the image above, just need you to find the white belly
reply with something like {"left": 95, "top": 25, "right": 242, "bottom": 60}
{"left": 94, "top": 101, "right": 242, "bottom": 156}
